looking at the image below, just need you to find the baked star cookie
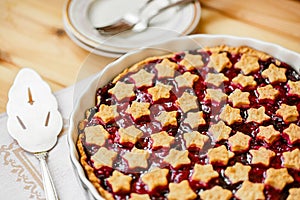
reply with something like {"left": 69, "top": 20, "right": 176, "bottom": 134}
{"left": 77, "top": 45, "right": 300, "bottom": 199}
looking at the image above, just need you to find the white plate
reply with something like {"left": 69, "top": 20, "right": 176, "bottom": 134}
{"left": 68, "top": 34, "right": 300, "bottom": 200}
{"left": 64, "top": 25, "right": 123, "bottom": 57}
{"left": 63, "top": 0, "right": 201, "bottom": 56}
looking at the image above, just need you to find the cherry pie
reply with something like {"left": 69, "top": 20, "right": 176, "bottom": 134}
{"left": 77, "top": 45, "right": 300, "bottom": 200}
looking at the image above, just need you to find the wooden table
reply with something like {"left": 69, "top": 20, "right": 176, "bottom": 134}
{"left": 1, "top": 0, "right": 299, "bottom": 113}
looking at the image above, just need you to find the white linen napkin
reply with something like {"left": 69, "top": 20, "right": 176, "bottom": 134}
{"left": 0, "top": 76, "right": 96, "bottom": 200}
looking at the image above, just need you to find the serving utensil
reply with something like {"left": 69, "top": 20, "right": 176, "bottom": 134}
{"left": 96, "top": 0, "right": 196, "bottom": 35}
{"left": 6, "top": 68, "right": 63, "bottom": 200}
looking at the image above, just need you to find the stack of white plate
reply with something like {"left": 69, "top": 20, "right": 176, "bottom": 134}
{"left": 63, "top": 0, "right": 201, "bottom": 57}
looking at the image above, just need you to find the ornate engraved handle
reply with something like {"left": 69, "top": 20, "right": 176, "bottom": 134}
{"left": 35, "top": 152, "right": 58, "bottom": 200}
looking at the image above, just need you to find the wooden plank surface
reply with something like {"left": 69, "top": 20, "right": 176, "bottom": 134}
{"left": 0, "top": 0, "right": 299, "bottom": 113}
{"left": 198, "top": 0, "right": 300, "bottom": 51}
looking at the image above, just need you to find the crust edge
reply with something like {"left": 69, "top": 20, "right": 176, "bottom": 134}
{"left": 77, "top": 134, "right": 114, "bottom": 200}
{"left": 76, "top": 45, "right": 276, "bottom": 199}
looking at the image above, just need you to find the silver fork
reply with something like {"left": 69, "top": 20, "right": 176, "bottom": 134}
{"left": 95, "top": 0, "right": 154, "bottom": 35}
{"left": 95, "top": 0, "right": 196, "bottom": 35}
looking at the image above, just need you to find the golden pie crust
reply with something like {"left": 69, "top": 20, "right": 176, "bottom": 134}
{"left": 77, "top": 45, "right": 300, "bottom": 199}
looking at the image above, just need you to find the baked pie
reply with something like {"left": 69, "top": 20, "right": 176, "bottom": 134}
{"left": 77, "top": 45, "right": 300, "bottom": 200}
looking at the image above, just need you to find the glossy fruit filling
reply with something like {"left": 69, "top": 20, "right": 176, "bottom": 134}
{"left": 79, "top": 49, "right": 300, "bottom": 200}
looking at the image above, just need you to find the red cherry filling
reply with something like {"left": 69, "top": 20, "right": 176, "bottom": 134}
{"left": 80, "top": 49, "right": 300, "bottom": 200}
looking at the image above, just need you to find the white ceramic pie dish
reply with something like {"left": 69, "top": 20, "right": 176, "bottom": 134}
{"left": 68, "top": 34, "right": 300, "bottom": 200}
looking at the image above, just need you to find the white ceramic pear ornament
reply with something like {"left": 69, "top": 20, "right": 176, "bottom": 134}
{"left": 6, "top": 68, "right": 62, "bottom": 200}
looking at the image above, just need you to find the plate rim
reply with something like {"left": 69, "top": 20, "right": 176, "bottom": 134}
{"left": 64, "top": 24, "right": 124, "bottom": 57}
{"left": 63, "top": 0, "right": 201, "bottom": 54}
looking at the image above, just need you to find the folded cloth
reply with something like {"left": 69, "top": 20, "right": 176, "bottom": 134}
{"left": 0, "top": 76, "right": 97, "bottom": 200}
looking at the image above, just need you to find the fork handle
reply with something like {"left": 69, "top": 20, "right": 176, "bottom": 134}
{"left": 150, "top": 0, "right": 196, "bottom": 20}
{"left": 35, "top": 152, "right": 58, "bottom": 200}
{"left": 138, "top": 0, "right": 154, "bottom": 13}
{"left": 133, "top": 0, "right": 196, "bottom": 32}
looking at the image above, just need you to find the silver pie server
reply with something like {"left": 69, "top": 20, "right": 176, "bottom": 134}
{"left": 6, "top": 68, "right": 63, "bottom": 200}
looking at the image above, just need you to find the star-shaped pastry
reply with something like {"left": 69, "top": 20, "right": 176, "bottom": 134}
{"left": 228, "top": 89, "right": 250, "bottom": 107}
{"left": 232, "top": 74, "right": 257, "bottom": 88}
{"left": 95, "top": 104, "right": 119, "bottom": 123}
{"left": 235, "top": 181, "right": 265, "bottom": 200}
{"left": 175, "top": 72, "right": 199, "bottom": 88}
{"left": 150, "top": 131, "right": 174, "bottom": 148}
{"left": 264, "top": 168, "right": 294, "bottom": 190}
{"left": 246, "top": 107, "right": 270, "bottom": 123}
{"left": 205, "top": 89, "right": 228, "bottom": 103}
{"left": 250, "top": 147, "right": 275, "bottom": 166}
{"left": 208, "top": 121, "right": 232, "bottom": 142}
{"left": 199, "top": 186, "right": 232, "bottom": 200}
{"left": 183, "top": 111, "right": 206, "bottom": 129}
{"left": 119, "top": 125, "right": 143, "bottom": 144}
{"left": 235, "top": 54, "right": 260, "bottom": 75}
{"left": 123, "top": 148, "right": 150, "bottom": 169}
{"left": 129, "top": 193, "right": 151, "bottom": 200}
{"left": 167, "top": 180, "right": 197, "bottom": 200}
{"left": 107, "top": 170, "right": 132, "bottom": 193}
{"left": 256, "top": 125, "right": 280, "bottom": 144}
{"left": 219, "top": 105, "right": 243, "bottom": 125}
{"left": 262, "top": 63, "right": 287, "bottom": 83}
{"left": 91, "top": 147, "right": 117, "bottom": 168}
{"left": 225, "top": 162, "right": 251, "bottom": 184}
{"left": 155, "top": 111, "right": 177, "bottom": 127}
{"left": 183, "top": 131, "right": 209, "bottom": 149}
{"left": 191, "top": 164, "right": 219, "bottom": 183}
{"left": 288, "top": 80, "right": 300, "bottom": 96}
{"left": 108, "top": 81, "right": 135, "bottom": 101}
{"left": 205, "top": 73, "right": 229, "bottom": 87}
{"left": 126, "top": 101, "right": 150, "bottom": 120}
{"left": 141, "top": 168, "right": 169, "bottom": 191}
{"left": 84, "top": 125, "right": 109, "bottom": 146}
{"left": 276, "top": 103, "right": 299, "bottom": 122}
{"left": 228, "top": 131, "right": 251, "bottom": 152}
{"left": 283, "top": 148, "right": 300, "bottom": 170}
{"left": 164, "top": 149, "right": 191, "bottom": 168}
{"left": 287, "top": 188, "right": 300, "bottom": 200}
{"left": 208, "top": 145, "right": 234, "bottom": 166}
{"left": 176, "top": 92, "right": 199, "bottom": 113}
{"left": 148, "top": 83, "right": 172, "bottom": 101}
{"left": 208, "top": 52, "right": 232, "bottom": 72}
{"left": 131, "top": 69, "right": 155, "bottom": 88}
{"left": 283, "top": 123, "right": 300, "bottom": 144}
{"left": 155, "top": 59, "right": 178, "bottom": 78}
{"left": 257, "top": 85, "right": 279, "bottom": 100}
{"left": 179, "top": 53, "right": 204, "bottom": 70}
